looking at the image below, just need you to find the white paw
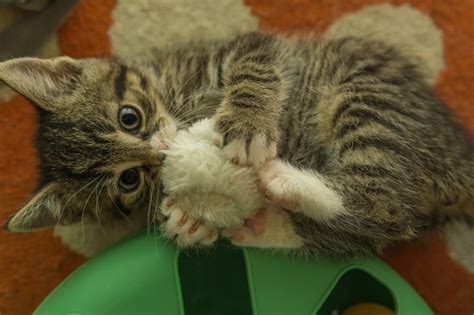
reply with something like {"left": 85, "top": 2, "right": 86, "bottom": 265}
{"left": 160, "top": 195, "right": 218, "bottom": 247}
{"left": 258, "top": 160, "right": 300, "bottom": 210}
{"left": 259, "top": 160, "right": 345, "bottom": 221}
{"left": 213, "top": 133, "right": 277, "bottom": 167}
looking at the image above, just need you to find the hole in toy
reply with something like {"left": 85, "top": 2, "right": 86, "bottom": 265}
{"left": 316, "top": 268, "right": 395, "bottom": 315}
{"left": 178, "top": 243, "right": 253, "bottom": 315}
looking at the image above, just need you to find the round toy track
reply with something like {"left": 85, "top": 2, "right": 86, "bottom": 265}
{"left": 34, "top": 231, "right": 433, "bottom": 315}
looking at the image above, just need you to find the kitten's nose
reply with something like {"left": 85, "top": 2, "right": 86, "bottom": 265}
{"left": 149, "top": 138, "right": 169, "bottom": 160}
{"left": 159, "top": 143, "right": 169, "bottom": 151}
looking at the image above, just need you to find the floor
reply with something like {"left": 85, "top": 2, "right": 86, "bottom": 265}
{"left": 0, "top": 1, "right": 473, "bottom": 314}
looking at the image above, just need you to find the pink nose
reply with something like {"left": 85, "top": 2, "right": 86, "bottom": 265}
{"left": 158, "top": 142, "right": 169, "bottom": 151}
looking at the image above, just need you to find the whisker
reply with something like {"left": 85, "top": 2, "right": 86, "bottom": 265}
{"left": 169, "top": 89, "right": 213, "bottom": 121}
{"left": 146, "top": 182, "right": 155, "bottom": 237}
{"left": 173, "top": 100, "right": 216, "bottom": 124}
{"left": 106, "top": 185, "right": 131, "bottom": 223}
{"left": 81, "top": 174, "right": 106, "bottom": 243}
{"left": 162, "top": 79, "right": 175, "bottom": 114}
{"left": 173, "top": 105, "right": 205, "bottom": 121}
{"left": 166, "top": 66, "right": 204, "bottom": 118}
{"left": 56, "top": 175, "right": 101, "bottom": 226}
{"left": 173, "top": 70, "right": 202, "bottom": 103}
{"left": 179, "top": 113, "right": 213, "bottom": 126}
{"left": 95, "top": 176, "right": 109, "bottom": 240}
{"left": 178, "top": 88, "right": 208, "bottom": 107}
{"left": 152, "top": 178, "right": 163, "bottom": 251}
{"left": 177, "top": 89, "right": 213, "bottom": 111}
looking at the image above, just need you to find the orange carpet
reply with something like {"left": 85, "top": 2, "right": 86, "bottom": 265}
{"left": 0, "top": 1, "right": 473, "bottom": 314}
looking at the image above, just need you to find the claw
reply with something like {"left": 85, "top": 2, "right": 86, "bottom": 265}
{"left": 188, "top": 221, "right": 201, "bottom": 234}
{"left": 218, "top": 133, "right": 277, "bottom": 167}
{"left": 207, "top": 229, "right": 217, "bottom": 240}
{"left": 166, "top": 198, "right": 175, "bottom": 208}
{"left": 178, "top": 213, "right": 188, "bottom": 227}
{"left": 200, "top": 229, "right": 218, "bottom": 245}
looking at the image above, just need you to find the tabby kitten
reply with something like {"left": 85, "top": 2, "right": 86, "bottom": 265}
{"left": 1, "top": 32, "right": 473, "bottom": 257}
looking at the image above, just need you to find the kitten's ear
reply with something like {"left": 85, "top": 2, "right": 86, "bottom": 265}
{"left": 0, "top": 57, "right": 82, "bottom": 111}
{"left": 3, "top": 183, "right": 62, "bottom": 232}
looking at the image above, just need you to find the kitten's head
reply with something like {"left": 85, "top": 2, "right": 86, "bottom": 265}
{"left": 0, "top": 57, "right": 177, "bottom": 231}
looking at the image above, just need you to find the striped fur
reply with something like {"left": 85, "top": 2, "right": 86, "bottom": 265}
{"left": 1, "top": 32, "right": 473, "bottom": 257}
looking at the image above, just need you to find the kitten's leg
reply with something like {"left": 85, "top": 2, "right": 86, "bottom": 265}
{"left": 226, "top": 205, "right": 304, "bottom": 249}
{"left": 227, "top": 159, "right": 423, "bottom": 252}
{"left": 225, "top": 159, "right": 346, "bottom": 248}
{"left": 258, "top": 159, "right": 346, "bottom": 221}
{"left": 160, "top": 196, "right": 218, "bottom": 246}
{"left": 213, "top": 33, "right": 284, "bottom": 167}
{"left": 258, "top": 158, "right": 425, "bottom": 256}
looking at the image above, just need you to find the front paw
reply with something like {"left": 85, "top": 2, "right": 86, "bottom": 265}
{"left": 160, "top": 195, "right": 218, "bottom": 247}
{"left": 213, "top": 116, "right": 278, "bottom": 167}
{"left": 213, "top": 133, "right": 277, "bottom": 167}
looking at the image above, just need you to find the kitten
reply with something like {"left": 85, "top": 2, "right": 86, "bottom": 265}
{"left": 1, "top": 32, "right": 473, "bottom": 257}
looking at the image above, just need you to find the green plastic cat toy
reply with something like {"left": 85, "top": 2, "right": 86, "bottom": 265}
{"left": 34, "top": 231, "right": 432, "bottom": 315}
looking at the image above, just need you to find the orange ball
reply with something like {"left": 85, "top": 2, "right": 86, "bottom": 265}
{"left": 341, "top": 303, "right": 394, "bottom": 315}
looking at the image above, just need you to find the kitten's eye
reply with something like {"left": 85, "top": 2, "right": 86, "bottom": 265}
{"left": 119, "top": 106, "right": 140, "bottom": 132}
{"left": 118, "top": 168, "right": 140, "bottom": 192}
